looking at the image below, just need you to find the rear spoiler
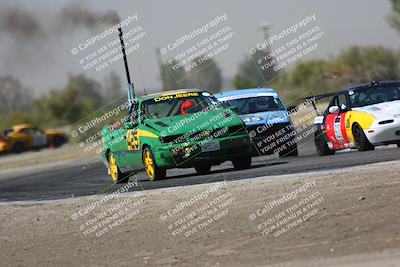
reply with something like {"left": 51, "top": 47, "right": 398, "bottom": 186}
{"left": 302, "top": 92, "right": 336, "bottom": 116}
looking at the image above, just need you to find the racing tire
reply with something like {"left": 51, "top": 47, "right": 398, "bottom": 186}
{"left": 279, "top": 145, "right": 299, "bottom": 158}
{"left": 232, "top": 156, "right": 252, "bottom": 170}
{"left": 353, "top": 124, "right": 375, "bottom": 152}
{"left": 109, "top": 153, "right": 129, "bottom": 184}
{"left": 143, "top": 147, "right": 166, "bottom": 181}
{"left": 13, "top": 142, "right": 25, "bottom": 154}
{"left": 51, "top": 136, "right": 64, "bottom": 148}
{"left": 315, "top": 130, "right": 335, "bottom": 156}
{"left": 194, "top": 164, "right": 212, "bottom": 175}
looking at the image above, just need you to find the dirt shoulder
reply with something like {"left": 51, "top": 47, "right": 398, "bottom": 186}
{"left": 0, "top": 144, "right": 97, "bottom": 172}
{"left": 1, "top": 161, "right": 400, "bottom": 266}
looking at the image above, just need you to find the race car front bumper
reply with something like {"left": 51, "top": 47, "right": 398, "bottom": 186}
{"left": 153, "top": 134, "right": 252, "bottom": 168}
{"left": 365, "top": 120, "right": 400, "bottom": 145}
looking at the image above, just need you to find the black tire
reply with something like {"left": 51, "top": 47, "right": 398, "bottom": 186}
{"left": 13, "top": 142, "right": 25, "bottom": 154}
{"left": 194, "top": 164, "right": 212, "bottom": 175}
{"left": 397, "top": 144, "right": 400, "bottom": 148}
{"left": 143, "top": 147, "right": 166, "bottom": 181}
{"left": 279, "top": 145, "right": 299, "bottom": 158}
{"left": 353, "top": 124, "right": 375, "bottom": 152}
{"left": 51, "top": 136, "right": 64, "bottom": 148}
{"left": 108, "top": 153, "right": 129, "bottom": 184}
{"left": 232, "top": 156, "right": 252, "bottom": 170}
{"left": 315, "top": 130, "right": 335, "bottom": 156}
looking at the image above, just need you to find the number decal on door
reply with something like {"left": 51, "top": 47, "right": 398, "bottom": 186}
{"left": 127, "top": 130, "right": 139, "bottom": 151}
{"left": 334, "top": 117, "right": 343, "bottom": 141}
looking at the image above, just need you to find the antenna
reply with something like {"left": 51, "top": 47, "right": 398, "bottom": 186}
{"left": 139, "top": 65, "right": 147, "bottom": 95}
{"left": 118, "top": 27, "right": 135, "bottom": 104}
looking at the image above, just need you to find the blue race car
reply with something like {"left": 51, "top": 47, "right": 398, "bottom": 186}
{"left": 215, "top": 88, "right": 298, "bottom": 157}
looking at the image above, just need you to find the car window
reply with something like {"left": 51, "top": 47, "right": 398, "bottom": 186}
{"left": 4, "top": 129, "right": 14, "bottom": 136}
{"left": 20, "top": 128, "right": 34, "bottom": 135}
{"left": 338, "top": 94, "right": 347, "bottom": 106}
{"left": 349, "top": 85, "right": 400, "bottom": 108}
{"left": 142, "top": 94, "right": 218, "bottom": 119}
{"left": 223, "top": 96, "right": 285, "bottom": 115}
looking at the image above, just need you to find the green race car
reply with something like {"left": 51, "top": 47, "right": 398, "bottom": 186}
{"left": 101, "top": 89, "right": 253, "bottom": 183}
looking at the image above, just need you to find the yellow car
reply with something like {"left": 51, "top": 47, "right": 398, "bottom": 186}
{"left": 0, "top": 124, "right": 68, "bottom": 154}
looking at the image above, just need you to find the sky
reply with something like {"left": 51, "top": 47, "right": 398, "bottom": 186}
{"left": 0, "top": 0, "right": 399, "bottom": 95}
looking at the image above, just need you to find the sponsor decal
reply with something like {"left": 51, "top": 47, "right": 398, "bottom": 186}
{"left": 154, "top": 92, "right": 199, "bottom": 102}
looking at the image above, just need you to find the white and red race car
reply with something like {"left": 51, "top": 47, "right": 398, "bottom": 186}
{"left": 306, "top": 81, "right": 400, "bottom": 156}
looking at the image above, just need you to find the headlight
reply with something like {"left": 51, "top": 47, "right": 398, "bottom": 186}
{"left": 243, "top": 117, "right": 262, "bottom": 122}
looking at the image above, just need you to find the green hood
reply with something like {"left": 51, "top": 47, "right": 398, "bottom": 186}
{"left": 144, "top": 108, "right": 244, "bottom": 137}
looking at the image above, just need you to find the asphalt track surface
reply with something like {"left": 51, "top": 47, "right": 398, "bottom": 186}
{"left": 0, "top": 139, "right": 399, "bottom": 202}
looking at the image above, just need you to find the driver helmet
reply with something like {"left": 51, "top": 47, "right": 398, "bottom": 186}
{"left": 180, "top": 100, "right": 195, "bottom": 115}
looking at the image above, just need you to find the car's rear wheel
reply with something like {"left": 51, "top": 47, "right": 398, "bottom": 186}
{"left": 51, "top": 136, "right": 64, "bottom": 148}
{"left": 353, "top": 124, "right": 375, "bottom": 152}
{"left": 109, "top": 153, "right": 129, "bottom": 184}
{"left": 194, "top": 164, "right": 212, "bottom": 175}
{"left": 143, "top": 147, "right": 166, "bottom": 181}
{"left": 232, "top": 156, "right": 252, "bottom": 170}
{"left": 13, "top": 142, "right": 25, "bottom": 154}
{"left": 315, "top": 130, "right": 335, "bottom": 156}
{"left": 397, "top": 143, "right": 400, "bottom": 148}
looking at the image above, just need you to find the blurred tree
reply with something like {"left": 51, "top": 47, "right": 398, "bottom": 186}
{"left": 160, "top": 59, "right": 188, "bottom": 91}
{"left": 232, "top": 74, "right": 257, "bottom": 89}
{"left": 235, "top": 49, "right": 278, "bottom": 88}
{"left": 102, "top": 71, "right": 123, "bottom": 104}
{"left": 387, "top": 0, "right": 400, "bottom": 33}
{"left": 189, "top": 57, "right": 222, "bottom": 93}
{"left": 336, "top": 46, "right": 398, "bottom": 82}
{"left": 34, "top": 74, "right": 101, "bottom": 125}
{"left": 273, "top": 46, "right": 398, "bottom": 97}
{"left": 66, "top": 74, "right": 103, "bottom": 107}
{"left": 0, "top": 76, "right": 33, "bottom": 116}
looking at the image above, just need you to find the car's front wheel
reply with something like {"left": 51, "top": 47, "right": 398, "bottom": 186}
{"left": 13, "top": 142, "right": 25, "bottom": 154}
{"left": 353, "top": 124, "right": 375, "bottom": 152}
{"left": 195, "top": 164, "right": 212, "bottom": 175}
{"left": 232, "top": 156, "right": 252, "bottom": 170}
{"left": 315, "top": 130, "right": 335, "bottom": 156}
{"left": 143, "top": 147, "right": 166, "bottom": 181}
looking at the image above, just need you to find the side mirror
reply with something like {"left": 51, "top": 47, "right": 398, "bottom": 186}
{"left": 328, "top": 106, "right": 340, "bottom": 114}
{"left": 340, "top": 104, "right": 349, "bottom": 112}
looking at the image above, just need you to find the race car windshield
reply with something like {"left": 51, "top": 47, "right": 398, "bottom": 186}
{"left": 223, "top": 96, "right": 285, "bottom": 115}
{"left": 3, "top": 129, "right": 14, "bottom": 136}
{"left": 142, "top": 95, "right": 220, "bottom": 119}
{"left": 349, "top": 86, "right": 400, "bottom": 108}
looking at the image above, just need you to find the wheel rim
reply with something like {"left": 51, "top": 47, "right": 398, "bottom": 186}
{"left": 109, "top": 153, "right": 118, "bottom": 182}
{"left": 144, "top": 150, "right": 155, "bottom": 180}
{"left": 354, "top": 126, "right": 362, "bottom": 147}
